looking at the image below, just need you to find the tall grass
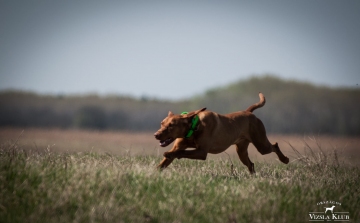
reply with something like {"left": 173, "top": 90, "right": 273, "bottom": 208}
{"left": 0, "top": 139, "right": 359, "bottom": 223}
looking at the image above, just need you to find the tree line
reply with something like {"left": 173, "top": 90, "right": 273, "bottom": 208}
{"left": 0, "top": 75, "right": 359, "bottom": 135}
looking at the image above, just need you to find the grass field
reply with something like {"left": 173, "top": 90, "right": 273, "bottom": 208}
{"left": 0, "top": 128, "right": 359, "bottom": 222}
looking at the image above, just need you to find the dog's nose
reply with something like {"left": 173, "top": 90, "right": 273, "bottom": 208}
{"left": 154, "top": 132, "right": 160, "bottom": 139}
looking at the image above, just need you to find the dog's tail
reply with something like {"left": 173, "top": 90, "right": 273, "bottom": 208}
{"left": 246, "top": 92, "right": 266, "bottom": 113}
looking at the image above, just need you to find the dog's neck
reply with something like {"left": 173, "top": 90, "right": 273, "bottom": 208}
{"left": 186, "top": 115, "right": 200, "bottom": 138}
{"left": 181, "top": 112, "right": 200, "bottom": 138}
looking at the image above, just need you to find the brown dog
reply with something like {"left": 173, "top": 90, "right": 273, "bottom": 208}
{"left": 154, "top": 93, "right": 289, "bottom": 174}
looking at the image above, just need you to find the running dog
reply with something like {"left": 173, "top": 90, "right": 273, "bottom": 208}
{"left": 154, "top": 93, "right": 289, "bottom": 173}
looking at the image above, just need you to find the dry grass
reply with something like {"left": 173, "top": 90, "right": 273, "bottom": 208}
{"left": 1, "top": 139, "right": 359, "bottom": 222}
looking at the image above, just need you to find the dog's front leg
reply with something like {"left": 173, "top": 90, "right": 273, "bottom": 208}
{"left": 165, "top": 149, "right": 208, "bottom": 161}
{"left": 157, "top": 139, "right": 188, "bottom": 170}
{"left": 157, "top": 157, "right": 174, "bottom": 169}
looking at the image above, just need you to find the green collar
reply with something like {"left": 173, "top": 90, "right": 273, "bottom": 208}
{"left": 181, "top": 112, "right": 200, "bottom": 138}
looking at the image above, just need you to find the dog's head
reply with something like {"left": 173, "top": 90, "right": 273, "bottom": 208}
{"left": 154, "top": 107, "right": 206, "bottom": 147}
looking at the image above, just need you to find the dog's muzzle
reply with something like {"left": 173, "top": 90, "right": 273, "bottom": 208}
{"left": 154, "top": 132, "right": 175, "bottom": 147}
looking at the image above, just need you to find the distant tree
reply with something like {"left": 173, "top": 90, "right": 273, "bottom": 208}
{"left": 74, "top": 106, "right": 106, "bottom": 130}
{"left": 1, "top": 75, "right": 359, "bottom": 135}
{"left": 106, "top": 110, "right": 129, "bottom": 130}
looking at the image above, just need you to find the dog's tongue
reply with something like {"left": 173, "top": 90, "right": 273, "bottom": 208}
{"left": 160, "top": 140, "right": 167, "bottom": 146}
{"left": 159, "top": 138, "right": 173, "bottom": 147}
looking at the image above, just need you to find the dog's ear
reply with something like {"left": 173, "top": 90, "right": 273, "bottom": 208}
{"left": 182, "top": 107, "right": 206, "bottom": 118}
{"left": 168, "top": 111, "right": 174, "bottom": 117}
{"left": 194, "top": 107, "right": 206, "bottom": 115}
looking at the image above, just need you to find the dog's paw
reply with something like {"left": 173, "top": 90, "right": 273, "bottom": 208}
{"left": 282, "top": 156, "right": 290, "bottom": 164}
{"left": 157, "top": 164, "right": 166, "bottom": 171}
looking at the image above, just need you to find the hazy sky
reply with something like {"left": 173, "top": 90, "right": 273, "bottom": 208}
{"left": 1, "top": 0, "right": 359, "bottom": 99}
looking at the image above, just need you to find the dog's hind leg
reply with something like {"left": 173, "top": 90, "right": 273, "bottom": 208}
{"left": 252, "top": 139, "right": 289, "bottom": 164}
{"left": 272, "top": 142, "right": 289, "bottom": 164}
{"left": 250, "top": 118, "right": 289, "bottom": 164}
{"left": 236, "top": 141, "right": 255, "bottom": 174}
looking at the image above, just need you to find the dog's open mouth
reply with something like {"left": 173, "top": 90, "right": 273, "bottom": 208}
{"left": 159, "top": 138, "right": 175, "bottom": 147}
